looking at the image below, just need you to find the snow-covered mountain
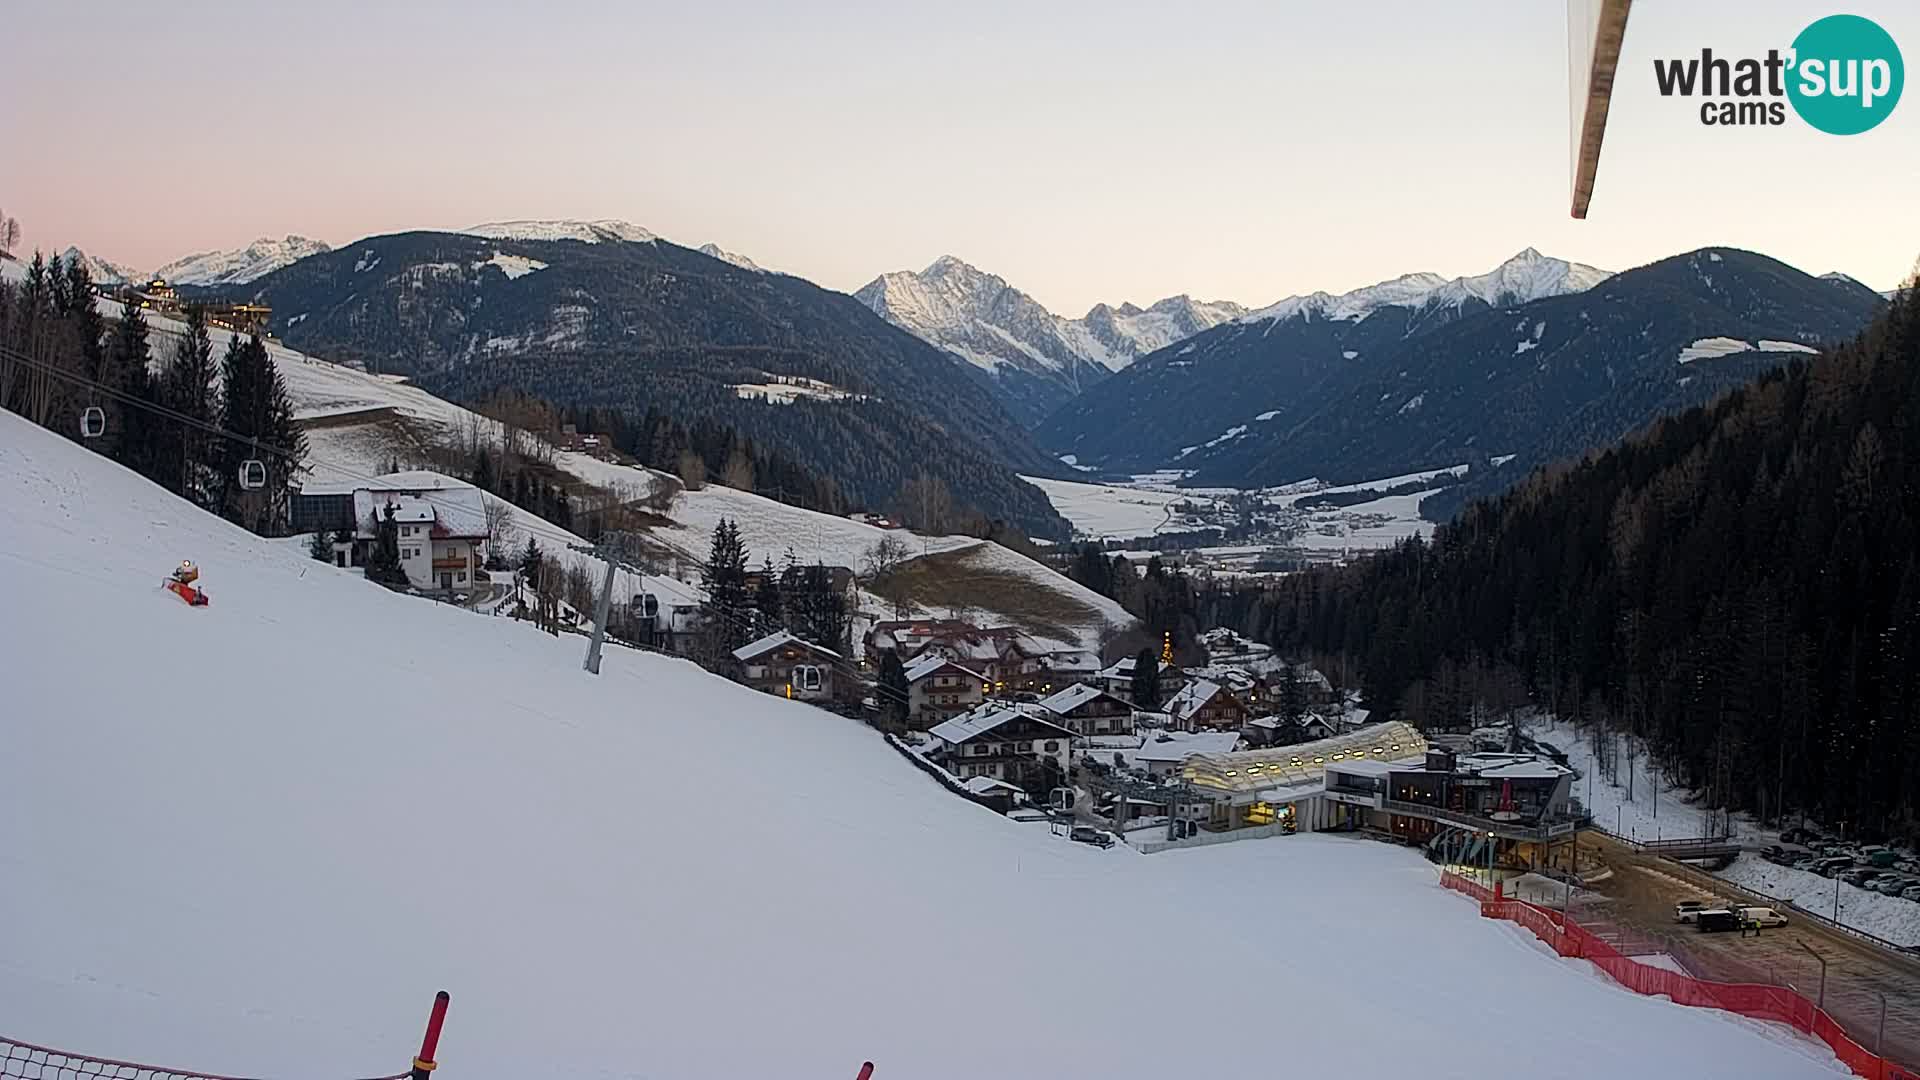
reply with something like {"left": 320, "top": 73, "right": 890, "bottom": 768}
{"left": 154, "top": 236, "right": 331, "bottom": 287}
{"left": 855, "top": 255, "right": 1245, "bottom": 426}
{"left": 58, "top": 245, "right": 139, "bottom": 286}
{"left": 697, "top": 242, "right": 764, "bottom": 272}
{"left": 1240, "top": 248, "right": 1611, "bottom": 325}
{"left": 461, "top": 219, "right": 658, "bottom": 245}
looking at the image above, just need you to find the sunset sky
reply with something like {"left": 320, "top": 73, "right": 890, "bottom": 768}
{"left": 5, "top": 0, "right": 1915, "bottom": 311}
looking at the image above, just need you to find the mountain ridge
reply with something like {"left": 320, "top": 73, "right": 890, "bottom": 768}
{"left": 855, "top": 255, "right": 1246, "bottom": 426}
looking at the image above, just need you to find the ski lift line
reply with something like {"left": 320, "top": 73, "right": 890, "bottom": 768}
{"left": 0, "top": 344, "right": 529, "bottom": 540}
{"left": 6, "top": 345, "right": 895, "bottom": 693}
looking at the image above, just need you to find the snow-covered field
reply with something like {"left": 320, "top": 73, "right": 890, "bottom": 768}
{"left": 0, "top": 412, "right": 1848, "bottom": 1079}
{"left": 1019, "top": 474, "right": 1217, "bottom": 539}
{"left": 1024, "top": 468, "right": 1452, "bottom": 555}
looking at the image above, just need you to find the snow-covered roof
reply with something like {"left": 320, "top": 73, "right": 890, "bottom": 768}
{"left": 1098, "top": 656, "right": 1139, "bottom": 679}
{"left": 1134, "top": 731, "right": 1242, "bottom": 763}
{"left": 1037, "top": 683, "right": 1121, "bottom": 715}
{"left": 1166, "top": 679, "right": 1227, "bottom": 722}
{"left": 961, "top": 776, "right": 1023, "bottom": 797}
{"left": 1459, "top": 755, "right": 1573, "bottom": 781}
{"left": 732, "top": 629, "right": 842, "bottom": 663}
{"left": 1184, "top": 722, "right": 1427, "bottom": 797}
{"left": 903, "top": 653, "right": 985, "bottom": 684}
{"left": 930, "top": 707, "right": 1071, "bottom": 747}
{"left": 347, "top": 475, "right": 490, "bottom": 540}
{"left": 1041, "top": 651, "right": 1100, "bottom": 674}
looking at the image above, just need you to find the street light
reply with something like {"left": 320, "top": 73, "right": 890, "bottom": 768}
{"left": 1798, "top": 939, "right": 1828, "bottom": 1013}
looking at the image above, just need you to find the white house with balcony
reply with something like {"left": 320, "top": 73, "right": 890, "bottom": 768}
{"left": 348, "top": 474, "right": 492, "bottom": 593}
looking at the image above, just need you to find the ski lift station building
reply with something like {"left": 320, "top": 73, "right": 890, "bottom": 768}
{"left": 1170, "top": 724, "right": 1588, "bottom": 866}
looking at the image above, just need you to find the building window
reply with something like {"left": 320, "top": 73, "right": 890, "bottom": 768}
{"left": 1044, "top": 741, "right": 1059, "bottom": 752}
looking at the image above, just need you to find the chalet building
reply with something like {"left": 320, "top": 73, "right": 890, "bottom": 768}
{"left": 732, "top": 630, "right": 841, "bottom": 703}
{"left": 1165, "top": 679, "right": 1250, "bottom": 732}
{"left": 1259, "top": 664, "right": 1338, "bottom": 710}
{"left": 904, "top": 654, "right": 989, "bottom": 726}
{"left": 1095, "top": 655, "right": 1187, "bottom": 704}
{"left": 294, "top": 473, "right": 491, "bottom": 593}
{"left": 1244, "top": 713, "right": 1340, "bottom": 748}
{"left": 1132, "top": 730, "right": 1242, "bottom": 777}
{"left": 867, "top": 619, "right": 1083, "bottom": 694}
{"left": 929, "top": 705, "right": 1074, "bottom": 787}
{"left": 744, "top": 563, "right": 856, "bottom": 602}
{"left": 550, "top": 423, "right": 618, "bottom": 460}
{"left": 1037, "top": 684, "right": 1134, "bottom": 739}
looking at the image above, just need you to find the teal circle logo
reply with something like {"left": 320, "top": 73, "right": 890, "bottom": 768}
{"left": 1787, "top": 14, "right": 1903, "bottom": 135}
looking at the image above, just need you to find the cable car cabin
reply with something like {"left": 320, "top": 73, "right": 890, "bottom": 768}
{"left": 80, "top": 406, "right": 106, "bottom": 439}
{"left": 237, "top": 459, "right": 267, "bottom": 490}
{"left": 730, "top": 630, "right": 842, "bottom": 704}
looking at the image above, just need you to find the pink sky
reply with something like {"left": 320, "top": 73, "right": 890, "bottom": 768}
{"left": 4, "top": 0, "right": 1915, "bottom": 311}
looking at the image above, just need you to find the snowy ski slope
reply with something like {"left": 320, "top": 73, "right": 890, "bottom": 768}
{"left": 0, "top": 411, "right": 1847, "bottom": 1079}
{"left": 61, "top": 281, "right": 1128, "bottom": 647}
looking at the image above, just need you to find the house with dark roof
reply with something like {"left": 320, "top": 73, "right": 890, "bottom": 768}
{"left": 1037, "top": 684, "right": 1135, "bottom": 739}
{"left": 1166, "top": 679, "right": 1250, "bottom": 733}
{"left": 733, "top": 630, "right": 841, "bottom": 703}
{"left": 929, "top": 705, "right": 1074, "bottom": 788}
{"left": 904, "top": 654, "right": 988, "bottom": 727}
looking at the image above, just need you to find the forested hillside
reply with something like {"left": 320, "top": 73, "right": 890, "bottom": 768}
{"left": 247, "top": 231, "right": 1068, "bottom": 536}
{"left": 1254, "top": 272, "right": 1920, "bottom": 841}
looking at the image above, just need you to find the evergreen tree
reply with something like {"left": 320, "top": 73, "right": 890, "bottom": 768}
{"left": 798, "top": 562, "right": 850, "bottom": 653}
{"left": 699, "top": 518, "right": 752, "bottom": 660}
{"left": 751, "top": 555, "right": 784, "bottom": 636}
{"left": 160, "top": 305, "right": 217, "bottom": 506}
{"left": 1278, "top": 664, "right": 1306, "bottom": 723}
{"left": 1131, "top": 648, "right": 1162, "bottom": 710}
{"left": 364, "top": 503, "right": 407, "bottom": 586}
{"left": 878, "top": 647, "right": 911, "bottom": 731}
{"left": 217, "top": 334, "right": 305, "bottom": 534}
{"left": 473, "top": 446, "right": 495, "bottom": 493}
{"left": 106, "top": 304, "right": 157, "bottom": 477}
{"left": 309, "top": 529, "right": 335, "bottom": 562}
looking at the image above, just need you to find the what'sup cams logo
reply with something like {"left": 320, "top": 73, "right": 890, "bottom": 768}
{"left": 1654, "top": 14, "right": 1903, "bottom": 133}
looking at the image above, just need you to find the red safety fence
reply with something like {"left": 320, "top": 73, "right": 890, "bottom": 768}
{"left": 1, "top": 992, "right": 447, "bottom": 1080}
{"left": 1438, "top": 872, "right": 1917, "bottom": 1080}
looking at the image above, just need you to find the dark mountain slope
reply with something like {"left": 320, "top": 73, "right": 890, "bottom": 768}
{"left": 1218, "top": 248, "right": 1883, "bottom": 492}
{"left": 1256, "top": 279, "right": 1920, "bottom": 839}
{"left": 245, "top": 231, "right": 1068, "bottom": 535}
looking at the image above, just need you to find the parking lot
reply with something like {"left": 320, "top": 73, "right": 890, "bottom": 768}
{"left": 1578, "top": 832, "right": 1920, "bottom": 1069}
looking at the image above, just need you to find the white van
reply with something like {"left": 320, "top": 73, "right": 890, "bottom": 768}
{"left": 1738, "top": 906, "right": 1789, "bottom": 928}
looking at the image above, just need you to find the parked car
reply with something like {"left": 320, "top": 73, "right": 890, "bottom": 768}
{"left": 1695, "top": 909, "right": 1742, "bottom": 933}
{"left": 1841, "top": 868, "right": 1883, "bottom": 887}
{"left": 1789, "top": 854, "right": 1822, "bottom": 871}
{"left": 1872, "top": 875, "right": 1915, "bottom": 895}
{"left": 1815, "top": 857, "right": 1854, "bottom": 877}
{"left": 1674, "top": 900, "right": 1709, "bottom": 924}
{"left": 1901, "top": 885, "right": 1920, "bottom": 902}
{"left": 1069, "top": 826, "right": 1115, "bottom": 849}
{"left": 1738, "top": 906, "right": 1790, "bottom": 928}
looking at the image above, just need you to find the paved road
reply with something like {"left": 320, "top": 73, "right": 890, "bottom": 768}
{"left": 1580, "top": 831, "right": 1920, "bottom": 1069}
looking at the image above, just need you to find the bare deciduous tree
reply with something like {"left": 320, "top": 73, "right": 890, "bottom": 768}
{"left": 482, "top": 497, "right": 515, "bottom": 554}
{"left": 860, "top": 534, "right": 912, "bottom": 587}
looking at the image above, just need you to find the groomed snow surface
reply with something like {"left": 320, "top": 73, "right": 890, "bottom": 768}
{"left": 0, "top": 411, "right": 1846, "bottom": 1079}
